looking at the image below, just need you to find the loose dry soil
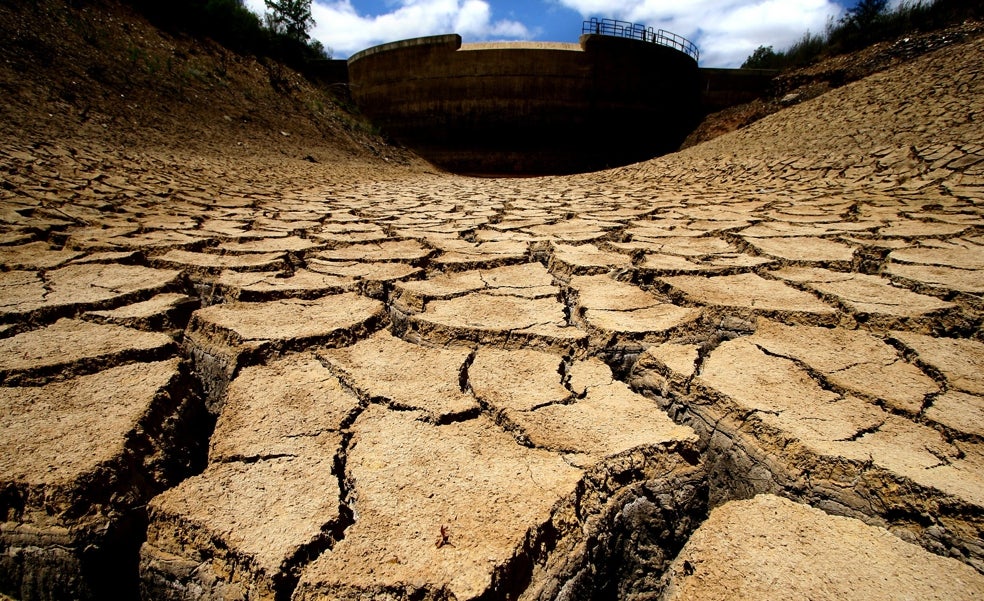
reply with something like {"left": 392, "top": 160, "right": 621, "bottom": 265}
{"left": 2, "top": 1, "right": 984, "bottom": 600}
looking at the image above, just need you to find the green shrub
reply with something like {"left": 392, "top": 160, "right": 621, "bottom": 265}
{"left": 741, "top": 46, "right": 782, "bottom": 69}
{"left": 783, "top": 30, "right": 829, "bottom": 67}
{"left": 741, "top": 30, "right": 827, "bottom": 70}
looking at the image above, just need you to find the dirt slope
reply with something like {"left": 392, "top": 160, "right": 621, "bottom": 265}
{"left": 683, "top": 18, "right": 984, "bottom": 148}
{"left": 0, "top": 0, "right": 420, "bottom": 178}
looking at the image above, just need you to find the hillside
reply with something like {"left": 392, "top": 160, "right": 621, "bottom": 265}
{"left": 0, "top": 0, "right": 421, "bottom": 183}
{"left": 684, "top": 16, "right": 984, "bottom": 147}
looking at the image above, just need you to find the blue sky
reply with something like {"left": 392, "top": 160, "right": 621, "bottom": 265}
{"left": 243, "top": 1, "right": 887, "bottom": 67}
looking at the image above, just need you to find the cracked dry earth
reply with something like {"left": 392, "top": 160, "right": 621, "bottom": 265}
{"left": 3, "top": 33, "right": 984, "bottom": 601}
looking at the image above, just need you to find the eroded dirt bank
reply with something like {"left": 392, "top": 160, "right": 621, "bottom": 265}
{"left": 2, "top": 1, "right": 984, "bottom": 600}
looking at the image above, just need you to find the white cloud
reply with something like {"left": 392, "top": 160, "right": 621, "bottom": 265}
{"left": 243, "top": 0, "right": 534, "bottom": 58}
{"left": 557, "top": 0, "right": 846, "bottom": 67}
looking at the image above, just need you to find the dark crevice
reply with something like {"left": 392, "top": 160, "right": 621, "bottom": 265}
{"left": 558, "top": 354, "right": 587, "bottom": 399}
{"left": 214, "top": 452, "right": 297, "bottom": 464}
{"left": 432, "top": 406, "right": 482, "bottom": 426}
{"left": 458, "top": 349, "right": 476, "bottom": 394}
{"left": 689, "top": 321, "right": 750, "bottom": 381}
{"left": 470, "top": 393, "right": 537, "bottom": 449}
{"left": 883, "top": 335, "right": 951, "bottom": 390}
{"left": 586, "top": 480, "right": 709, "bottom": 600}
{"left": 528, "top": 395, "right": 577, "bottom": 412}
{"left": 919, "top": 390, "right": 943, "bottom": 416}
{"left": 272, "top": 429, "right": 359, "bottom": 601}
{"left": 834, "top": 420, "right": 885, "bottom": 442}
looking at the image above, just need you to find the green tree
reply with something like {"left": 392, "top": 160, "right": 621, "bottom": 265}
{"left": 741, "top": 45, "right": 781, "bottom": 69}
{"left": 264, "top": 0, "right": 315, "bottom": 42}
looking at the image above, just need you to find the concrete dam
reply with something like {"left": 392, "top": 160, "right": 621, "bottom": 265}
{"left": 347, "top": 20, "right": 714, "bottom": 175}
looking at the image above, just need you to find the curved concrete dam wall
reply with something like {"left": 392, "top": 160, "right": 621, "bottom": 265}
{"left": 347, "top": 34, "right": 701, "bottom": 175}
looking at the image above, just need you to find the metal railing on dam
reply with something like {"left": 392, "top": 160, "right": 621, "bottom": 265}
{"left": 583, "top": 18, "right": 699, "bottom": 63}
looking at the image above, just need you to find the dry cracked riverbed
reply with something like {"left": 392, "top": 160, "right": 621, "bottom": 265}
{"left": 3, "top": 33, "right": 984, "bottom": 601}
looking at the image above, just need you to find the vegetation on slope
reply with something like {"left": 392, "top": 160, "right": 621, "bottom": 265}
{"left": 122, "top": 0, "right": 331, "bottom": 75}
{"left": 683, "top": 0, "right": 984, "bottom": 149}
{"left": 742, "top": 0, "right": 984, "bottom": 70}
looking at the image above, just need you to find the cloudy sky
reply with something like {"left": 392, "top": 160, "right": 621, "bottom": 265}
{"left": 243, "top": 0, "right": 882, "bottom": 67}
